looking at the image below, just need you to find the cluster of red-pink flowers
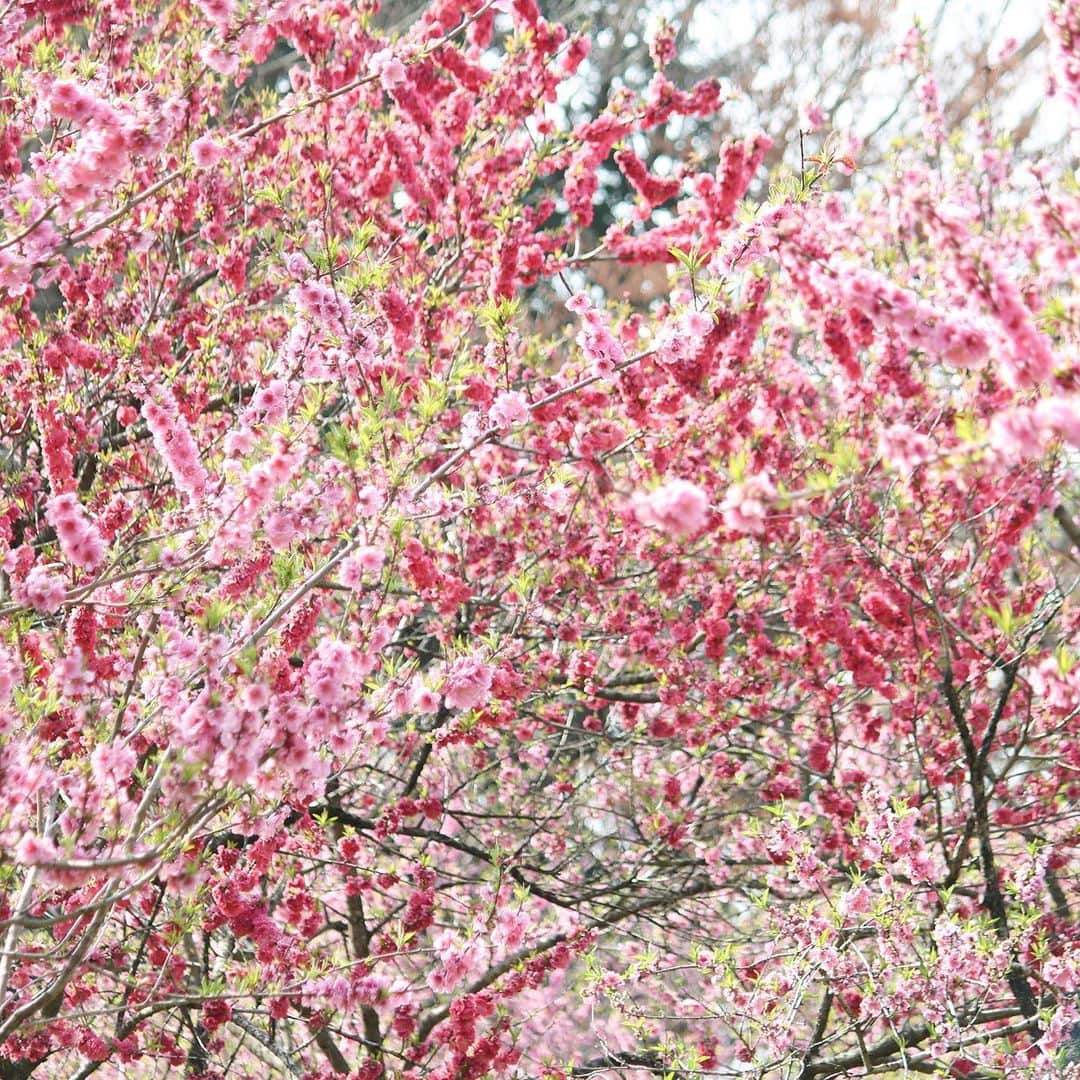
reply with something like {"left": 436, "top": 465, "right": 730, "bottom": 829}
{"left": 0, "top": 0, "right": 1077, "bottom": 1075}
{"left": 832, "top": 264, "right": 992, "bottom": 371}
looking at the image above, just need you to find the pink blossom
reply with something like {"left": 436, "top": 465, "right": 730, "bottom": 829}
{"left": 683, "top": 310, "right": 713, "bottom": 338}
{"left": 50, "top": 81, "right": 102, "bottom": 125}
{"left": 224, "top": 427, "right": 255, "bottom": 459}
{"left": 1048, "top": 0, "right": 1080, "bottom": 110}
{"left": 251, "top": 380, "right": 289, "bottom": 423}
{"left": 1036, "top": 396, "right": 1080, "bottom": 446}
{"left": 838, "top": 883, "right": 873, "bottom": 918}
{"left": 489, "top": 390, "right": 529, "bottom": 430}
{"left": 191, "top": 134, "right": 227, "bottom": 169}
{"left": 2, "top": 2, "right": 1079, "bottom": 1070}
{"left": 373, "top": 50, "right": 407, "bottom": 91}
{"left": 635, "top": 478, "right": 710, "bottom": 537}
{"left": 14, "top": 833, "right": 59, "bottom": 866}
{"left": 56, "top": 648, "right": 94, "bottom": 697}
{"left": 339, "top": 555, "right": 364, "bottom": 591}
{"left": 357, "top": 546, "right": 385, "bottom": 573}
{"left": 0, "top": 646, "right": 20, "bottom": 706}
{"left": 199, "top": 42, "right": 240, "bottom": 76}
{"left": 442, "top": 654, "right": 494, "bottom": 711}
{"left": 332, "top": 550, "right": 378, "bottom": 602}
{"left": 142, "top": 387, "right": 209, "bottom": 501}
{"left": 46, "top": 492, "right": 107, "bottom": 572}
{"left": 800, "top": 100, "right": 826, "bottom": 131}
{"left": 428, "top": 929, "right": 479, "bottom": 991}
{"left": 90, "top": 741, "right": 137, "bottom": 786}
{"left": 720, "top": 472, "right": 776, "bottom": 536}
{"left": 308, "top": 660, "right": 346, "bottom": 706}
{"left": 580, "top": 323, "right": 625, "bottom": 377}
{"left": 567, "top": 294, "right": 626, "bottom": 377}
{"left": 194, "top": 0, "right": 235, "bottom": 27}
{"left": 200, "top": 999, "right": 232, "bottom": 1033}
{"left": 648, "top": 19, "right": 677, "bottom": 69}
{"left": 988, "top": 407, "right": 1043, "bottom": 461}
{"left": 242, "top": 684, "right": 269, "bottom": 711}
{"left": 264, "top": 511, "right": 298, "bottom": 550}
{"left": 357, "top": 485, "right": 383, "bottom": 516}
{"left": 492, "top": 909, "right": 528, "bottom": 951}
{"left": 879, "top": 423, "right": 932, "bottom": 471}
{"left": 291, "top": 279, "right": 352, "bottom": 330}
{"left": 413, "top": 687, "right": 440, "bottom": 714}
{"left": 20, "top": 566, "right": 68, "bottom": 613}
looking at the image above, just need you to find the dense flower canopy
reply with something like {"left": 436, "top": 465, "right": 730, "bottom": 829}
{"left": 0, "top": 0, "right": 1079, "bottom": 1078}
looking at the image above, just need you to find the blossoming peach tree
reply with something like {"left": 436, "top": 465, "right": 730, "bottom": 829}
{"left": 0, "top": 0, "right": 1079, "bottom": 1077}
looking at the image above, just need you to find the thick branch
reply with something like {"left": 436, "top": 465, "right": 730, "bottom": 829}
{"left": 941, "top": 666, "right": 1041, "bottom": 1025}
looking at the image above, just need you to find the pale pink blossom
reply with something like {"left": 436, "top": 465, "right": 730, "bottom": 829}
{"left": 879, "top": 423, "right": 932, "bottom": 471}
{"left": 720, "top": 472, "right": 776, "bottom": 536}
{"left": 428, "top": 929, "right": 479, "bottom": 991}
{"left": 413, "top": 687, "right": 440, "bottom": 714}
{"left": 142, "top": 387, "right": 209, "bottom": 501}
{"left": 492, "top": 909, "right": 528, "bottom": 951}
{"left": 489, "top": 390, "right": 529, "bottom": 430}
{"left": 988, "top": 407, "right": 1043, "bottom": 461}
{"left": 567, "top": 293, "right": 626, "bottom": 377}
{"left": 372, "top": 50, "right": 407, "bottom": 91}
{"left": 15, "top": 833, "right": 59, "bottom": 866}
{"left": 357, "top": 484, "right": 383, "bottom": 516}
{"left": 90, "top": 741, "right": 137, "bottom": 787}
{"left": 251, "top": 380, "right": 289, "bottom": 423}
{"left": 199, "top": 42, "right": 240, "bottom": 76}
{"left": 264, "top": 511, "right": 298, "bottom": 550}
{"left": 1036, "top": 396, "right": 1080, "bottom": 446}
{"left": 56, "top": 648, "right": 94, "bottom": 698}
{"left": 50, "top": 81, "right": 103, "bottom": 125}
{"left": 21, "top": 566, "right": 68, "bottom": 613}
{"left": 0, "top": 646, "right": 20, "bottom": 706}
{"left": 635, "top": 478, "right": 710, "bottom": 537}
{"left": 442, "top": 654, "right": 494, "bottom": 711}
{"left": 194, "top": 0, "right": 235, "bottom": 27}
{"left": 290, "top": 279, "right": 352, "bottom": 330}
{"left": 46, "top": 492, "right": 107, "bottom": 572}
{"left": 338, "top": 555, "right": 364, "bottom": 591}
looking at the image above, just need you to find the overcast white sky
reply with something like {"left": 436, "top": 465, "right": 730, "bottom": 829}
{"left": 678, "top": 0, "right": 1068, "bottom": 154}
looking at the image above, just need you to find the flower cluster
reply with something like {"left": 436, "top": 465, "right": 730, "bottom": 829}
{"left": 45, "top": 493, "right": 106, "bottom": 572}
{"left": 17, "top": 565, "right": 68, "bottom": 614}
{"left": 634, "top": 478, "right": 710, "bottom": 537}
{"left": 719, "top": 472, "right": 776, "bottom": 536}
{"left": 1048, "top": 0, "right": 1080, "bottom": 111}
{"left": 142, "top": 386, "right": 209, "bottom": 501}
{"left": 566, "top": 293, "right": 627, "bottom": 377}
{"left": 833, "top": 264, "right": 992, "bottom": 371}
{"left": 441, "top": 654, "right": 494, "bottom": 712}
